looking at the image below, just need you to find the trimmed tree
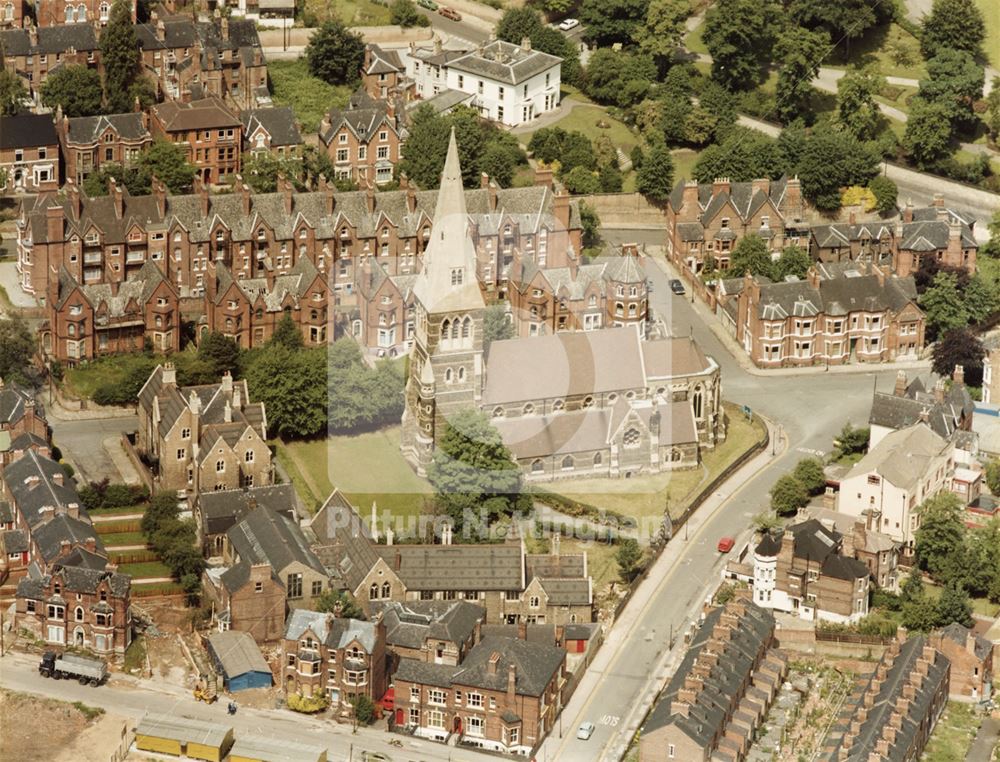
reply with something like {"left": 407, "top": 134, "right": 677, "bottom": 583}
{"left": 635, "top": 143, "right": 675, "bottom": 203}
{"left": 306, "top": 18, "right": 365, "bottom": 87}
{"left": 728, "top": 234, "right": 774, "bottom": 279}
{"left": 771, "top": 474, "right": 809, "bottom": 516}
{"left": 0, "top": 315, "right": 36, "bottom": 385}
{"left": 921, "top": 0, "right": 986, "bottom": 58}
{"left": 936, "top": 583, "right": 974, "bottom": 628}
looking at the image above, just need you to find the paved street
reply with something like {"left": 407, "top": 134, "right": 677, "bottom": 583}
{"left": 0, "top": 651, "right": 495, "bottom": 762}
{"left": 536, "top": 241, "right": 907, "bottom": 761}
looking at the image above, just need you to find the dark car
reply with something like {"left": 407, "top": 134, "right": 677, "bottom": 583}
{"left": 669, "top": 279, "right": 685, "bottom": 295}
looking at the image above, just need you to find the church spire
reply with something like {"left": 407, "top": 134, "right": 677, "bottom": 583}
{"left": 412, "top": 127, "right": 485, "bottom": 314}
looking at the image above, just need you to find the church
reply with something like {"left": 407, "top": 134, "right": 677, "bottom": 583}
{"left": 400, "top": 131, "right": 725, "bottom": 482}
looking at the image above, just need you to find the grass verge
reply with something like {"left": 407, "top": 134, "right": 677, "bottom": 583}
{"left": 922, "top": 702, "right": 982, "bottom": 762}
{"left": 119, "top": 561, "right": 173, "bottom": 579}
{"left": 123, "top": 635, "right": 146, "bottom": 673}
{"left": 97, "top": 531, "right": 147, "bottom": 547}
{"left": 304, "top": 0, "right": 391, "bottom": 25}
{"left": 974, "top": 0, "right": 999, "bottom": 68}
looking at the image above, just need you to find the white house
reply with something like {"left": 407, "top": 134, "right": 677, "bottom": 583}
{"left": 836, "top": 423, "right": 953, "bottom": 554}
{"left": 405, "top": 38, "right": 561, "bottom": 127}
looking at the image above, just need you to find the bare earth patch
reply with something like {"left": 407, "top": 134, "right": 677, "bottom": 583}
{"left": 0, "top": 689, "right": 103, "bottom": 762}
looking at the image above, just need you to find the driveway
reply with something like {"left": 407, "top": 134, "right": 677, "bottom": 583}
{"left": 0, "top": 260, "right": 37, "bottom": 309}
{"left": 48, "top": 412, "right": 139, "bottom": 485}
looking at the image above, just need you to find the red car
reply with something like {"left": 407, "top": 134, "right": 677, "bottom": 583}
{"left": 717, "top": 537, "right": 735, "bottom": 553}
{"left": 438, "top": 6, "right": 461, "bottom": 20}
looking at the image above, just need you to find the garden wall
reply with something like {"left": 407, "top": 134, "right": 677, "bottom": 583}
{"left": 575, "top": 193, "right": 666, "bottom": 229}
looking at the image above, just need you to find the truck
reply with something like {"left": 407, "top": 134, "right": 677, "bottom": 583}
{"left": 38, "top": 651, "right": 108, "bottom": 686}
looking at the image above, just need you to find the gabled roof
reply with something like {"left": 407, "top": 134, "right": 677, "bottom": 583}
{"left": 152, "top": 96, "right": 241, "bottom": 132}
{"left": 199, "top": 484, "right": 296, "bottom": 537}
{"left": 869, "top": 375, "right": 972, "bottom": 441}
{"left": 0, "top": 23, "right": 98, "bottom": 56}
{"left": 56, "top": 260, "right": 174, "bottom": 316}
{"left": 208, "top": 630, "right": 271, "bottom": 677}
{"left": 374, "top": 599, "right": 486, "bottom": 650}
{"left": 5, "top": 450, "right": 82, "bottom": 529}
{"left": 374, "top": 543, "right": 524, "bottom": 591}
{"left": 283, "top": 608, "right": 378, "bottom": 652}
{"left": 936, "top": 622, "right": 992, "bottom": 661}
{"left": 364, "top": 44, "right": 404, "bottom": 75}
{"left": 0, "top": 384, "right": 42, "bottom": 427}
{"left": 308, "top": 490, "right": 380, "bottom": 592}
{"left": 845, "top": 423, "right": 950, "bottom": 491}
{"left": 320, "top": 89, "right": 403, "bottom": 145}
{"left": 240, "top": 107, "right": 302, "bottom": 148}
{"left": 0, "top": 114, "right": 58, "bottom": 150}
{"left": 65, "top": 112, "right": 150, "bottom": 145}
{"left": 226, "top": 506, "right": 326, "bottom": 579}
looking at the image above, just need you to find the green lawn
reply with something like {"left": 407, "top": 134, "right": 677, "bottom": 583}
{"left": 875, "top": 84, "right": 918, "bottom": 117}
{"left": 685, "top": 19, "right": 709, "bottom": 55}
{"left": 545, "top": 403, "right": 767, "bottom": 521}
{"left": 562, "top": 537, "right": 623, "bottom": 591}
{"left": 923, "top": 702, "right": 982, "bottom": 762}
{"left": 304, "top": 0, "right": 392, "bottom": 25}
{"left": 65, "top": 354, "right": 154, "bottom": 399}
{"left": 89, "top": 504, "right": 148, "bottom": 517}
{"left": 923, "top": 582, "right": 1000, "bottom": 617}
{"left": 119, "top": 561, "right": 172, "bottom": 579}
{"left": 97, "top": 531, "right": 147, "bottom": 547}
{"left": 540, "top": 104, "right": 640, "bottom": 156}
{"left": 672, "top": 148, "right": 703, "bottom": 183}
{"left": 823, "top": 23, "right": 927, "bottom": 80}
{"left": 974, "top": 0, "right": 1000, "bottom": 68}
{"left": 268, "top": 60, "right": 352, "bottom": 133}
{"left": 275, "top": 426, "right": 432, "bottom": 520}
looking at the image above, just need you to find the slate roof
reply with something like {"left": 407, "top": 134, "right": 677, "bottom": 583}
{"left": 869, "top": 374, "right": 973, "bottom": 441}
{"left": 642, "top": 602, "right": 775, "bottom": 747}
{"left": 364, "top": 44, "right": 404, "bottom": 75}
{"left": 373, "top": 600, "right": 486, "bottom": 650}
{"left": 845, "top": 423, "right": 950, "bottom": 491}
{"left": 227, "top": 506, "right": 327, "bottom": 578}
{"left": 208, "top": 630, "right": 272, "bottom": 678}
{"left": 283, "top": 608, "right": 378, "bottom": 652}
{"left": 667, "top": 177, "right": 797, "bottom": 222}
{"left": 211, "top": 257, "right": 320, "bottom": 311}
{"left": 320, "top": 88, "right": 404, "bottom": 145}
{"left": 152, "top": 96, "right": 241, "bottom": 131}
{"left": 900, "top": 218, "right": 976, "bottom": 251}
{"left": 938, "top": 623, "right": 993, "bottom": 661}
{"left": 0, "top": 23, "right": 98, "bottom": 56}
{"left": 446, "top": 40, "right": 561, "bottom": 86}
{"left": 0, "top": 384, "right": 41, "bottom": 427}
{"left": 17, "top": 562, "right": 130, "bottom": 599}
{"left": 240, "top": 107, "right": 302, "bottom": 149}
{"left": 56, "top": 260, "right": 172, "bottom": 317}
{"left": 33, "top": 514, "right": 104, "bottom": 563}
{"left": 749, "top": 268, "right": 919, "bottom": 320}
{"left": 375, "top": 543, "right": 524, "bottom": 591}
{"left": 199, "top": 484, "right": 296, "bottom": 537}
{"left": 308, "top": 490, "right": 380, "bottom": 592}
{"left": 409, "top": 88, "right": 475, "bottom": 115}
{"left": 1, "top": 529, "right": 28, "bottom": 554}
{"left": 5, "top": 450, "right": 82, "bottom": 529}
{"left": 65, "top": 113, "right": 150, "bottom": 145}
{"left": 0, "top": 114, "right": 58, "bottom": 150}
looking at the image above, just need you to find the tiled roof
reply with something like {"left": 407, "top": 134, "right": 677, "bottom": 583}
{"left": 374, "top": 600, "right": 486, "bottom": 650}
{"left": 320, "top": 88, "right": 404, "bottom": 145}
{"left": 240, "top": 107, "right": 302, "bottom": 148}
{"left": 152, "top": 96, "right": 241, "bottom": 131}
{"left": 845, "top": 423, "right": 949, "bottom": 491}
{"left": 0, "top": 114, "right": 58, "bottom": 150}
{"left": 199, "top": 484, "right": 296, "bottom": 537}
{"left": 65, "top": 112, "right": 150, "bottom": 144}
{"left": 308, "top": 490, "right": 380, "bottom": 592}
{"left": 227, "top": 506, "right": 327, "bottom": 579}
{"left": 375, "top": 543, "right": 524, "bottom": 591}
{"left": 869, "top": 375, "right": 972, "bottom": 441}
{"left": 0, "top": 384, "right": 41, "bottom": 426}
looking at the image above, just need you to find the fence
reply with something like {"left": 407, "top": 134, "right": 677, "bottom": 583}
{"left": 121, "top": 432, "right": 154, "bottom": 492}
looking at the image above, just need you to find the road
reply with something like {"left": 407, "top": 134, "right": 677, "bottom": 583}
{"left": 0, "top": 651, "right": 495, "bottom": 762}
{"left": 537, "top": 239, "right": 908, "bottom": 761}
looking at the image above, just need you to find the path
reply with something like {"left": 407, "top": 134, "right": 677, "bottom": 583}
{"left": 89, "top": 512, "right": 144, "bottom": 523}
{"left": 966, "top": 716, "right": 1000, "bottom": 762}
{"left": 510, "top": 96, "right": 588, "bottom": 135}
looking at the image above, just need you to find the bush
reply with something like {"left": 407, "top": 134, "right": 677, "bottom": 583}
{"left": 351, "top": 694, "right": 376, "bottom": 725}
{"left": 287, "top": 693, "right": 329, "bottom": 713}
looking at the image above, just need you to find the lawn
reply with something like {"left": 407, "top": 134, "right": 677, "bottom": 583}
{"left": 875, "top": 84, "right": 918, "bottom": 117}
{"left": 974, "top": 0, "right": 999, "bottom": 68}
{"left": 89, "top": 504, "right": 148, "bottom": 517}
{"left": 672, "top": 148, "right": 704, "bottom": 183}
{"left": 64, "top": 354, "right": 155, "bottom": 399}
{"left": 561, "top": 536, "right": 623, "bottom": 591}
{"left": 923, "top": 582, "right": 1000, "bottom": 617}
{"left": 96, "top": 531, "right": 147, "bottom": 547}
{"left": 268, "top": 60, "right": 352, "bottom": 133}
{"left": 275, "top": 425, "right": 432, "bottom": 521}
{"left": 545, "top": 403, "right": 767, "bottom": 523}
{"left": 304, "top": 0, "right": 392, "bottom": 25}
{"left": 922, "top": 702, "right": 982, "bottom": 762}
{"left": 541, "top": 104, "right": 640, "bottom": 156}
{"left": 119, "top": 561, "right": 172, "bottom": 579}
{"left": 823, "top": 23, "right": 927, "bottom": 80}
{"left": 685, "top": 20, "right": 708, "bottom": 56}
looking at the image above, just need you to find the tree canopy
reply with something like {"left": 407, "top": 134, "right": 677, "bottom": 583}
{"left": 0, "top": 315, "right": 36, "bottom": 386}
{"left": 100, "top": 0, "right": 143, "bottom": 113}
{"left": 915, "top": 491, "right": 966, "bottom": 584}
{"left": 728, "top": 234, "right": 773, "bottom": 278}
{"left": 836, "top": 67, "right": 885, "bottom": 141}
{"left": 773, "top": 27, "right": 829, "bottom": 123}
{"left": 703, "top": 0, "right": 776, "bottom": 91}
{"left": 932, "top": 327, "right": 985, "bottom": 385}
{"left": 579, "top": 0, "right": 649, "bottom": 47}
{"left": 634, "top": 142, "right": 675, "bottom": 203}
{"left": 0, "top": 70, "right": 28, "bottom": 116}
{"left": 920, "top": 0, "right": 986, "bottom": 58}
{"left": 771, "top": 473, "right": 809, "bottom": 516}
{"left": 306, "top": 19, "right": 366, "bottom": 87}
{"left": 40, "top": 66, "right": 103, "bottom": 118}
{"left": 138, "top": 141, "right": 197, "bottom": 194}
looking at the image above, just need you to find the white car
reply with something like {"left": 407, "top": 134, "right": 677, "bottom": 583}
{"left": 577, "top": 721, "right": 596, "bottom": 740}
{"left": 558, "top": 18, "right": 579, "bottom": 31}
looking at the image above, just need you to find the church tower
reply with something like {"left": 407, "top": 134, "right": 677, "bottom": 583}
{"left": 401, "top": 128, "right": 486, "bottom": 474}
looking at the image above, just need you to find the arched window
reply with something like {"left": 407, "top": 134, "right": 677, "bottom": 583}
{"left": 623, "top": 428, "right": 640, "bottom": 448}
{"left": 3, "top": 3, "right": 13, "bottom": 20}
{"left": 381, "top": 582, "right": 391, "bottom": 598}
{"left": 582, "top": 396, "right": 594, "bottom": 408}
{"left": 561, "top": 456, "right": 574, "bottom": 470}
{"left": 626, "top": 391, "right": 635, "bottom": 400}
{"left": 65, "top": 4, "right": 74, "bottom": 21}
{"left": 461, "top": 316, "right": 472, "bottom": 344}
{"left": 216, "top": 460, "right": 225, "bottom": 473}
{"left": 522, "top": 403, "right": 535, "bottom": 416}
{"left": 369, "top": 583, "right": 378, "bottom": 600}
{"left": 457, "top": 367, "right": 466, "bottom": 382}
{"left": 75, "top": 606, "right": 84, "bottom": 621}
{"left": 531, "top": 459, "right": 544, "bottom": 473}
{"left": 99, "top": 0, "right": 108, "bottom": 18}
{"left": 77, "top": 3, "right": 87, "bottom": 20}
{"left": 493, "top": 406, "right": 504, "bottom": 418}
{"left": 593, "top": 452, "right": 603, "bottom": 466}
{"left": 553, "top": 399, "right": 564, "bottom": 411}
{"left": 693, "top": 386, "right": 704, "bottom": 419}
{"left": 445, "top": 368, "right": 453, "bottom": 384}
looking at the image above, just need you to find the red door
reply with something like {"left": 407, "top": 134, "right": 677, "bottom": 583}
{"left": 453, "top": 716, "right": 463, "bottom": 734}
{"left": 395, "top": 708, "right": 404, "bottom": 725}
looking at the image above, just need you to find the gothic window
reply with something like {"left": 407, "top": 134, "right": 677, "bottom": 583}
{"left": 445, "top": 368, "right": 453, "bottom": 384}
{"left": 593, "top": 452, "right": 603, "bottom": 466}
{"left": 77, "top": 4, "right": 86, "bottom": 20}
{"left": 693, "top": 386, "right": 704, "bottom": 419}
{"left": 671, "top": 449, "right": 682, "bottom": 462}
{"left": 493, "top": 407, "right": 504, "bottom": 418}
{"left": 523, "top": 403, "right": 535, "bottom": 416}
{"left": 65, "top": 4, "right": 74, "bottom": 21}
{"left": 623, "top": 428, "right": 641, "bottom": 448}
{"left": 369, "top": 583, "right": 378, "bottom": 600}
{"left": 531, "top": 459, "right": 544, "bottom": 473}
{"left": 553, "top": 399, "right": 564, "bottom": 411}
{"left": 75, "top": 607, "right": 84, "bottom": 622}
{"left": 381, "top": 582, "right": 391, "bottom": 598}
{"left": 461, "top": 316, "right": 471, "bottom": 342}
{"left": 561, "top": 456, "right": 574, "bottom": 470}
{"left": 458, "top": 367, "right": 466, "bottom": 382}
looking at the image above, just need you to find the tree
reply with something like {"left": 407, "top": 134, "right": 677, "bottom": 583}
{"left": 793, "top": 458, "right": 826, "bottom": 495}
{"left": 351, "top": 695, "right": 376, "bottom": 725}
{"left": 242, "top": 152, "right": 305, "bottom": 193}
{"left": 903, "top": 98, "right": 955, "bottom": 169}
{"left": 697, "top": 81, "right": 738, "bottom": 143}
{"left": 0, "top": 69, "right": 27, "bottom": 116}
{"left": 771, "top": 474, "right": 809, "bottom": 516}
{"left": 965, "top": 275, "right": 1000, "bottom": 324}
{"left": 633, "top": 0, "right": 689, "bottom": 71}
{"left": 788, "top": 0, "right": 891, "bottom": 50}
{"left": 138, "top": 141, "right": 197, "bottom": 193}
{"left": 38, "top": 65, "right": 102, "bottom": 118}
{"left": 836, "top": 67, "right": 885, "bottom": 142}
{"left": 528, "top": 127, "right": 566, "bottom": 164}
{"left": 198, "top": 331, "right": 241, "bottom": 378}
{"left": 0, "top": 315, "right": 36, "bottom": 385}
{"left": 269, "top": 313, "right": 304, "bottom": 351}
{"left": 932, "top": 328, "right": 985, "bottom": 385}
{"left": 919, "top": 49, "right": 985, "bottom": 132}
{"left": 633, "top": 143, "right": 675, "bottom": 203}
{"left": 561, "top": 166, "right": 601, "bottom": 195}
{"left": 427, "top": 410, "right": 525, "bottom": 538}
{"left": 921, "top": 0, "right": 986, "bottom": 58}
{"left": 915, "top": 491, "right": 966, "bottom": 584}
{"left": 986, "top": 459, "right": 1000, "bottom": 495}
{"left": 141, "top": 493, "right": 182, "bottom": 537}
{"left": 796, "top": 123, "right": 879, "bottom": 212}
{"left": 580, "top": 202, "right": 601, "bottom": 250}
{"left": 389, "top": 0, "right": 424, "bottom": 27}
{"left": 101, "top": 0, "right": 142, "bottom": 113}
{"left": 728, "top": 234, "right": 774, "bottom": 279}
{"left": 244, "top": 346, "right": 328, "bottom": 438}
{"left": 869, "top": 176, "right": 898, "bottom": 215}
{"left": 315, "top": 590, "right": 365, "bottom": 619}
{"left": 773, "top": 28, "right": 829, "bottom": 123}
{"left": 398, "top": 105, "right": 450, "bottom": 188}
{"left": 483, "top": 305, "right": 515, "bottom": 353}
{"left": 936, "top": 583, "right": 974, "bottom": 627}
{"left": 579, "top": 0, "right": 649, "bottom": 47}
{"left": 83, "top": 162, "right": 151, "bottom": 197}
{"left": 583, "top": 49, "right": 656, "bottom": 108}
{"left": 692, "top": 129, "right": 784, "bottom": 183}
{"left": 919, "top": 272, "right": 969, "bottom": 336}
{"left": 774, "top": 246, "right": 812, "bottom": 280}
{"left": 703, "top": 0, "right": 776, "bottom": 91}
{"left": 834, "top": 422, "right": 869, "bottom": 456}
{"left": 479, "top": 143, "right": 517, "bottom": 187}
{"left": 900, "top": 568, "right": 925, "bottom": 604}
{"left": 306, "top": 19, "right": 365, "bottom": 87}
{"left": 901, "top": 594, "right": 941, "bottom": 632}
{"left": 598, "top": 163, "right": 623, "bottom": 193}
{"left": 616, "top": 538, "right": 644, "bottom": 582}
{"left": 985, "top": 78, "right": 1000, "bottom": 141}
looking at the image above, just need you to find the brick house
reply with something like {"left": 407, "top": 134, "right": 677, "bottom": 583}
{"left": 361, "top": 44, "right": 410, "bottom": 101}
{"left": 827, "top": 636, "right": 949, "bottom": 760}
{"left": 0, "top": 382, "right": 49, "bottom": 468}
{"left": 319, "top": 88, "right": 406, "bottom": 186}
{"left": 750, "top": 519, "right": 871, "bottom": 624}
{"left": 0, "top": 0, "right": 24, "bottom": 27}
{"left": 309, "top": 494, "right": 594, "bottom": 627}
{"left": 640, "top": 599, "right": 787, "bottom": 762}
{"left": 354, "top": 258, "right": 417, "bottom": 358}
{"left": 16, "top": 562, "right": 131, "bottom": 657}
{"left": 373, "top": 599, "right": 486, "bottom": 671}
{"left": 392, "top": 635, "right": 566, "bottom": 755}
{"left": 57, "top": 110, "right": 152, "bottom": 184}
{"left": 281, "top": 609, "right": 387, "bottom": 714}
{"left": 1, "top": 113, "right": 59, "bottom": 194}
{"left": 240, "top": 107, "right": 302, "bottom": 158}
{"left": 196, "top": 483, "right": 297, "bottom": 558}
{"left": 718, "top": 262, "right": 924, "bottom": 368}
{"left": 0, "top": 22, "right": 98, "bottom": 99}
{"left": 665, "top": 177, "right": 809, "bottom": 276}
{"left": 135, "top": 364, "right": 271, "bottom": 493}
{"left": 203, "top": 506, "right": 329, "bottom": 642}
{"left": 46, "top": 259, "right": 181, "bottom": 364}
{"left": 151, "top": 96, "right": 242, "bottom": 185}
{"left": 929, "top": 623, "right": 993, "bottom": 701}
{"left": 33, "top": 0, "right": 134, "bottom": 26}
{"left": 869, "top": 368, "right": 974, "bottom": 448}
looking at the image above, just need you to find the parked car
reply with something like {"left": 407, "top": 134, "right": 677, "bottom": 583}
{"left": 669, "top": 279, "right": 686, "bottom": 295}
{"left": 417, "top": 0, "right": 437, "bottom": 8}
{"left": 717, "top": 536, "right": 735, "bottom": 553}
{"left": 438, "top": 5, "right": 461, "bottom": 20}
{"left": 577, "top": 721, "right": 596, "bottom": 740}
{"left": 558, "top": 18, "right": 580, "bottom": 31}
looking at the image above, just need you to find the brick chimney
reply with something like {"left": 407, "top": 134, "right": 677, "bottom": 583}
{"left": 277, "top": 172, "right": 293, "bottom": 215}
{"left": 487, "top": 651, "right": 501, "bottom": 675}
{"left": 751, "top": 177, "right": 770, "bottom": 197}
{"left": 394, "top": 549, "right": 401, "bottom": 571}
{"left": 903, "top": 199, "right": 914, "bottom": 223}
{"left": 152, "top": 175, "right": 167, "bottom": 218}
{"left": 933, "top": 192, "right": 945, "bottom": 208}
{"left": 520, "top": 36, "right": 531, "bottom": 52}
{"left": 934, "top": 378, "right": 946, "bottom": 403}
{"left": 785, "top": 176, "right": 803, "bottom": 220}
{"left": 670, "top": 700, "right": 690, "bottom": 717}
{"left": 894, "top": 369, "right": 907, "bottom": 396}
{"left": 109, "top": 176, "right": 123, "bottom": 218}
{"left": 406, "top": 183, "right": 416, "bottom": 214}
{"left": 518, "top": 620, "right": 527, "bottom": 640}
{"left": 507, "top": 662, "right": 517, "bottom": 698}
{"left": 319, "top": 175, "right": 336, "bottom": 215}
{"left": 553, "top": 191, "right": 570, "bottom": 232}
{"left": 52, "top": 471, "right": 64, "bottom": 486}
{"left": 66, "top": 177, "right": 81, "bottom": 220}
{"left": 488, "top": 180, "right": 498, "bottom": 212}
{"left": 193, "top": 176, "right": 209, "bottom": 216}
{"left": 712, "top": 177, "right": 731, "bottom": 197}
{"left": 221, "top": 14, "right": 229, "bottom": 41}
{"left": 28, "top": 19, "right": 37, "bottom": 46}
{"left": 533, "top": 167, "right": 554, "bottom": 188}
{"left": 954, "top": 365, "right": 965, "bottom": 385}
{"left": 365, "top": 182, "right": 376, "bottom": 215}
{"left": 806, "top": 265, "right": 821, "bottom": 290}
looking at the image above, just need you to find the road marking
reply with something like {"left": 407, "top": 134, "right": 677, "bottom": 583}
{"left": 601, "top": 715, "right": 620, "bottom": 726}
{"left": 796, "top": 447, "right": 825, "bottom": 457}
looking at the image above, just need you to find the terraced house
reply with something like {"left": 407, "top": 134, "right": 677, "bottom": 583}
{"left": 0, "top": 113, "right": 59, "bottom": 194}
{"left": 135, "top": 364, "right": 271, "bottom": 493}
{"left": 150, "top": 96, "right": 242, "bottom": 185}
{"left": 0, "top": 21, "right": 99, "bottom": 97}
{"left": 0, "top": 382, "right": 49, "bottom": 468}
{"left": 33, "top": 0, "right": 134, "bottom": 26}
{"left": 717, "top": 262, "right": 924, "bottom": 368}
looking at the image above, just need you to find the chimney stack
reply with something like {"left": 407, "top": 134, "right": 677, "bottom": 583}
{"left": 903, "top": 198, "right": 914, "bottom": 223}
{"left": 934, "top": 377, "right": 946, "bottom": 403}
{"left": 365, "top": 181, "right": 376, "bottom": 214}
{"left": 954, "top": 365, "right": 965, "bottom": 385}
{"left": 109, "top": 176, "right": 123, "bottom": 218}
{"left": 507, "top": 662, "right": 517, "bottom": 697}
{"left": 66, "top": 177, "right": 81, "bottom": 220}
{"left": 152, "top": 175, "right": 167, "bottom": 218}
{"left": 278, "top": 172, "right": 293, "bottom": 215}
{"left": 232, "top": 383, "right": 242, "bottom": 411}
{"left": 520, "top": 36, "right": 531, "bottom": 52}
{"left": 162, "top": 361, "right": 177, "bottom": 386}
{"left": 894, "top": 369, "right": 907, "bottom": 396}
{"left": 320, "top": 175, "right": 336, "bottom": 215}
{"left": 221, "top": 370, "right": 233, "bottom": 393}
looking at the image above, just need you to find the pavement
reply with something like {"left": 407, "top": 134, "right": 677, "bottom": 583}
{"left": 966, "top": 715, "right": 1000, "bottom": 761}
{"left": 0, "top": 260, "right": 37, "bottom": 309}
{"left": 0, "top": 650, "right": 497, "bottom": 762}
